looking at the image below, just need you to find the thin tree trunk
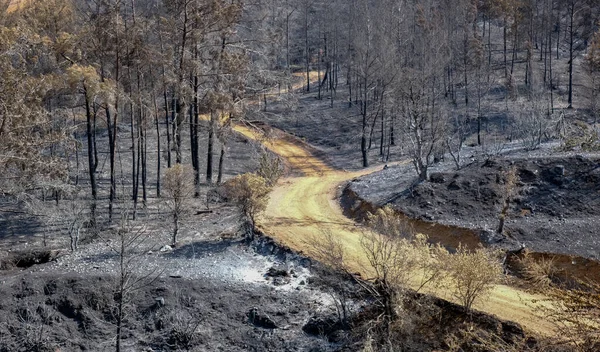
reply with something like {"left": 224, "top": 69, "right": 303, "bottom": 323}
{"left": 141, "top": 109, "right": 147, "bottom": 206}
{"left": 567, "top": 0, "right": 574, "bottom": 108}
{"left": 217, "top": 139, "right": 226, "bottom": 184}
{"left": 361, "top": 81, "right": 369, "bottom": 168}
{"left": 206, "top": 111, "right": 215, "bottom": 184}
{"left": 193, "top": 72, "right": 200, "bottom": 196}
{"left": 317, "top": 37, "right": 322, "bottom": 100}
{"left": 153, "top": 88, "right": 161, "bottom": 198}
{"left": 380, "top": 107, "right": 385, "bottom": 157}
{"left": 549, "top": 3, "right": 555, "bottom": 113}
{"left": 504, "top": 18, "right": 508, "bottom": 78}
{"left": 305, "top": 3, "right": 310, "bottom": 92}
{"left": 84, "top": 86, "right": 97, "bottom": 227}
{"left": 163, "top": 88, "right": 171, "bottom": 168}
{"left": 92, "top": 103, "right": 99, "bottom": 171}
{"left": 464, "top": 32, "right": 469, "bottom": 106}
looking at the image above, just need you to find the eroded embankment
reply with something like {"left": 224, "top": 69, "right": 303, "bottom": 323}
{"left": 341, "top": 182, "right": 600, "bottom": 286}
{"left": 341, "top": 186, "right": 488, "bottom": 251}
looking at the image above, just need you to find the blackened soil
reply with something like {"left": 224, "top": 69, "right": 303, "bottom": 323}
{"left": 0, "top": 236, "right": 360, "bottom": 352}
{"left": 348, "top": 156, "right": 600, "bottom": 263}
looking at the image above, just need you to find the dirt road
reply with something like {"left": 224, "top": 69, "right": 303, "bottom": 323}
{"left": 233, "top": 123, "right": 554, "bottom": 335}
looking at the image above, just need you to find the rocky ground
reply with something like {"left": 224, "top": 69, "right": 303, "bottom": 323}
{"left": 0, "top": 117, "right": 362, "bottom": 351}
{"left": 0, "top": 223, "right": 364, "bottom": 351}
{"left": 346, "top": 143, "right": 600, "bottom": 283}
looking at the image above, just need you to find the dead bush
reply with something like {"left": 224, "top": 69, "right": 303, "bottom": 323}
{"left": 497, "top": 166, "right": 519, "bottom": 235}
{"left": 513, "top": 97, "right": 556, "bottom": 151}
{"left": 163, "top": 164, "right": 195, "bottom": 245}
{"left": 443, "top": 245, "right": 504, "bottom": 312}
{"left": 305, "top": 230, "right": 346, "bottom": 271}
{"left": 389, "top": 293, "right": 441, "bottom": 349}
{"left": 536, "top": 281, "right": 600, "bottom": 352}
{"left": 364, "top": 206, "right": 446, "bottom": 293}
{"left": 353, "top": 206, "right": 449, "bottom": 341}
{"left": 515, "top": 250, "right": 560, "bottom": 290}
{"left": 166, "top": 310, "right": 203, "bottom": 350}
{"left": 445, "top": 327, "right": 541, "bottom": 352}
{"left": 222, "top": 172, "right": 271, "bottom": 228}
{"left": 256, "top": 150, "right": 283, "bottom": 186}
{"left": 304, "top": 230, "right": 352, "bottom": 326}
{"left": 559, "top": 121, "right": 600, "bottom": 152}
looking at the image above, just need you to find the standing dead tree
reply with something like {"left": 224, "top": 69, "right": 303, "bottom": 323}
{"left": 162, "top": 164, "right": 195, "bottom": 246}
{"left": 22, "top": 186, "right": 88, "bottom": 251}
{"left": 106, "top": 220, "right": 160, "bottom": 352}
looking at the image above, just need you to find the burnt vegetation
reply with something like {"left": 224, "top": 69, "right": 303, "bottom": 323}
{"left": 1, "top": 0, "right": 600, "bottom": 351}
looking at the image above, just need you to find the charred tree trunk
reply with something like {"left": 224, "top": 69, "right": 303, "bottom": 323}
{"left": 206, "top": 110, "right": 215, "bottom": 184}
{"left": 217, "top": 139, "right": 226, "bottom": 185}
{"left": 153, "top": 89, "right": 161, "bottom": 198}
{"left": 567, "top": 0, "right": 574, "bottom": 108}
{"left": 84, "top": 85, "right": 97, "bottom": 227}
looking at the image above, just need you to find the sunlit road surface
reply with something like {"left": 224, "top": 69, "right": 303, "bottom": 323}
{"left": 234, "top": 123, "right": 555, "bottom": 336}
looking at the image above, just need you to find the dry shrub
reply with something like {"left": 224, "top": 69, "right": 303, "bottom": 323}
{"left": 390, "top": 293, "right": 441, "bottom": 349}
{"left": 445, "top": 327, "right": 539, "bottom": 352}
{"left": 364, "top": 206, "right": 446, "bottom": 293}
{"left": 165, "top": 310, "right": 203, "bottom": 350}
{"left": 356, "top": 205, "right": 448, "bottom": 342}
{"left": 367, "top": 206, "right": 413, "bottom": 239}
{"left": 516, "top": 250, "right": 560, "bottom": 290}
{"left": 222, "top": 172, "right": 271, "bottom": 226}
{"left": 537, "top": 281, "right": 600, "bottom": 352}
{"left": 256, "top": 150, "right": 283, "bottom": 186}
{"left": 305, "top": 230, "right": 346, "bottom": 271}
{"left": 497, "top": 166, "right": 519, "bottom": 234}
{"left": 163, "top": 164, "right": 195, "bottom": 245}
{"left": 443, "top": 245, "right": 504, "bottom": 312}
{"left": 560, "top": 121, "right": 600, "bottom": 152}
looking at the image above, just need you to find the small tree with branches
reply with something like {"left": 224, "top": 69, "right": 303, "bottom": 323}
{"left": 107, "top": 220, "right": 160, "bottom": 352}
{"left": 256, "top": 150, "right": 283, "bottom": 186}
{"left": 222, "top": 172, "right": 271, "bottom": 238}
{"left": 443, "top": 245, "right": 503, "bottom": 312}
{"left": 163, "top": 164, "right": 195, "bottom": 246}
{"left": 359, "top": 206, "right": 447, "bottom": 331}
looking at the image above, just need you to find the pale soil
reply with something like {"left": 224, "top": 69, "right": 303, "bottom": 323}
{"left": 235, "top": 123, "right": 556, "bottom": 336}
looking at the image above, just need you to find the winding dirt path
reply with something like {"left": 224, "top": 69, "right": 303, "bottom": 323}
{"left": 233, "top": 123, "right": 554, "bottom": 336}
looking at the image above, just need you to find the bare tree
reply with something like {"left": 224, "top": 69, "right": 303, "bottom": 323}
{"left": 586, "top": 28, "right": 600, "bottom": 122}
{"left": 23, "top": 187, "right": 88, "bottom": 251}
{"left": 359, "top": 206, "right": 447, "bottom": 329}
{"left": 443, "top": 245, "right": 504, "bottom": 312}
{"left": 163, "top": 164, "right": 195, "bottom": 246}
{"left": 106, "top": 220, "right": 160, "bottom": 352}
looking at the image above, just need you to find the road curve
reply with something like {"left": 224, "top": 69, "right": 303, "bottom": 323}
{"left": 234, "top": 123, "right": 554, "bottom": 336}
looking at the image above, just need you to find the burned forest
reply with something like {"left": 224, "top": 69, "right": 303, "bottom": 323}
{"left": 1, "top": 0, "right": 600, "bottom": 351}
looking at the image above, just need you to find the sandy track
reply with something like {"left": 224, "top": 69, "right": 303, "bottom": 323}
{"left": 234, "top": 123, "right": 555, "bottom": 336}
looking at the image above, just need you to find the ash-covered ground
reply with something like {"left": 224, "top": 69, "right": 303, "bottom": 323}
{"left": 0, "top": 118, "right": 358, "bottom": 351}
{"left": 347, "top": 146, "right": 600, "bottom": 262}
{"left": 0, "top": 227, "right": 360, "bottom": 351}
